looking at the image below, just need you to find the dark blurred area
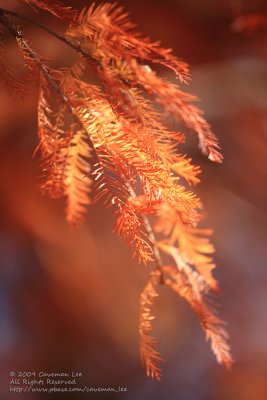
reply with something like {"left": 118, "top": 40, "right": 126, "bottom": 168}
{"left": 1, "top": 0, "right": 267, "bottom": 399}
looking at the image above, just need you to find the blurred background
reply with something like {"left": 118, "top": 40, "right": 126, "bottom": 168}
{"left": 0, "top": 0, "right": 267, "bottom": 399}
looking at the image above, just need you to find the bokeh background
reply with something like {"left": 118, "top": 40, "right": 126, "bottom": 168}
{"left": 1, "top": 0, "right": 267, "bottom": 399}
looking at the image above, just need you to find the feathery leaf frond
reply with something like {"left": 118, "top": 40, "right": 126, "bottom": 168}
{"left": 0, "top": 41, "right": 32, "bottom": 98}
{"left": 67, "top": 2, "right": 189, "bottom": 82}
{"left": 65, "top": 130, "right": 92, "bottom": 225}
{"left": 140, "top": 270, "right": 162, "bottom": 380}
{"left": 20, "top": 0, "right": 75, "bottom": 21}
{"left": 164, "top": 265, "right": 233, "bottom": 369}
{"left": 155, "top": 203, "right": 218, "bottom": 291}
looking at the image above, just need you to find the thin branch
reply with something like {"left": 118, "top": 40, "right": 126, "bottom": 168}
{"left": 0, "top": 7, "right": 138, "bottom": 115}
{"left": 0, "top": 11, "right": 96, "bottom": 152}
{"left": 0, "top": 10, "right": 165, "bottom": 282}
{"left": 0, "top": 7, "right": 98, "bottom": 68}
{"left": 0, "top": 7, "right": 127, "bottom": 121}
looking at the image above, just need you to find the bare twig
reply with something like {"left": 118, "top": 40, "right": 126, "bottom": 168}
{"left": 0, "top": 7, "right": 98, "bottom": 68}
{"left": 0, "top": 11, "right": 97, "bottom": 153}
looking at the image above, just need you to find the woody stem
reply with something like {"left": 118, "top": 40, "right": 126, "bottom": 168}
{"left": 0, "top": 7, "right": 98, "bottom": 68}
{"left": 0, "top": 11, "right": 96, "bottom": 153}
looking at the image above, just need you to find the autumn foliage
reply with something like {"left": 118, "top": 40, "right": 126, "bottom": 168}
{"left": 0, "top": 0, "right": 233, "bottom": 380}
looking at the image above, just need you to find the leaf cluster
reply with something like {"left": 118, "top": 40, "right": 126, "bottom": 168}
{"left": 0, "top": 1, "right": 232, "bottom": 379}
